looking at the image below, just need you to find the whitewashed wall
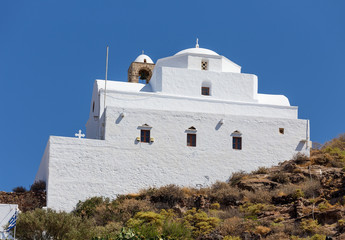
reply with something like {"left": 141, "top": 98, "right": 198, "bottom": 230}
{"left": 38, "top": 106, "right": 309, "bottom": 212}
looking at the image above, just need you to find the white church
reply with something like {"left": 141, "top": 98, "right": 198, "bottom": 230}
{"left": 35, "top": 42, "right": 311, "bottom": 212}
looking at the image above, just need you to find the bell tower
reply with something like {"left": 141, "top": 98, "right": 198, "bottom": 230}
{"left": 128, "top": 52, "right": 155, "bottom": 84}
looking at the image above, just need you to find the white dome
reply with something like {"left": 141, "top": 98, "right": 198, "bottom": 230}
{"left": 175, "top": 47, "right": 219, "bottom": 56}
{"left": 134, "top": 54, "right": 154, "bottom": 64}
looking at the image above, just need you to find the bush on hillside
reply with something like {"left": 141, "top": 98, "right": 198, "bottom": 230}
{"left": 12, "top": 186, "right": 27, "bottom": 193}
{"left": 73, "top": 197, "right": 108, "bottom": 219}
{"left": 183, "top": 208, "right": 220, "bottom": 238}
{"left": 146, "top": 184, "right": 185, "bottom": 208}
{"left": 293, "top": 153, "right": 310, "bottom": 165}
{"left": 228, "top": 171, "right": 248, "bottom": 187}
{"left": 16, "top": 208, "right": 94, "bottom": 240}
{"left": 112, "top": 198, "right": 154, "bottom": 224}
{"left": 252, "top": 167, "right": 269, "bottom": 174}
{"left": 208, "top": 182, "right": 242, "bottom": 207}
{"left": 269, "top": 173, "right": 290, "bottom": 184}
{"left": 30, "top": 180, "right": 46, "bottom": 192}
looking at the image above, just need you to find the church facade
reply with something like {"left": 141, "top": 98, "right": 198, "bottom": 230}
{"left": 35, "top": 44, "right": 311, "bottom": 212}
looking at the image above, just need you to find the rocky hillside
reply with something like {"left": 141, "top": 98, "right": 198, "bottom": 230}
{"left": 0, "top": 180, "right": 46, "bottom": 211}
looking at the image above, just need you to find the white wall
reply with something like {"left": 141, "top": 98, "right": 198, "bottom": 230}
{"left": 159, "top": 67, "right": 258, "bottom": 101}
{"left": 40, "top": 106, "right": 309, "bottom": 212}
{"left": 35, "top": 141, "right": 50, "bottom": 185}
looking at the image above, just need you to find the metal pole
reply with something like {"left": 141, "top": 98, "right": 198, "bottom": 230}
{"left": 104, "top": 46, "right": 109, "bottom": 112}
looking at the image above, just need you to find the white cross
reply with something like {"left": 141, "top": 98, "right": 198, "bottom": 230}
{"left": 75, "top": 130, "right": 85, "bottom": 139}
{"left": 196, "top": 38, "right": 199, "bottom": 48}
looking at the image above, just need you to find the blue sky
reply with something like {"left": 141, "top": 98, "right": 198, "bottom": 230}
{"left": 0, "top": 1, "right": 344, "bottom": 191}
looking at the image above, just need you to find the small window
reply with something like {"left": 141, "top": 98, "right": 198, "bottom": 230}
{"left": 187, "top": 133, "right": 196, "bottom": 147}
{"left": 141, "top": 129, "right": 150, "bottom": 143}
{"left": 92, "top": 101, "right": 95, "bottom": 112}
{"left": 201, "top": 60, "right": 208, "bottom": 70}
{"left": 233, "top": 137, "right": 242, "bottom": 150}
{"left": 279, "top": 128, "right": 285, "bottom": 134}
{"left": 201, "top": 87, "right": 210, "bottom": 96}
{"left": 144, "top": 59, "right": 147, "bottom": 63}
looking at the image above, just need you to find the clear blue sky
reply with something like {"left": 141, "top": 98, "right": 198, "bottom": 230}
{"left": 0, "top": 1, "right": 344, "bottom": 191}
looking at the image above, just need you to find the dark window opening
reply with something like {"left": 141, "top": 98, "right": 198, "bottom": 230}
{"left": 233, "top": 137, "right": 242, "bottom": 150}
{"left": 144, "top": 59, "right": 147, "bottom": 63}
{"left": 279, "top": 128, "right": 285, "bottom": 134}
{"left": 187, "top": 133, "right": 196, "bottom": 147}
{"left": 92, "top": 101, "right": 95, "bottom": 112}
{"left": 138, "top": 69, "right": 150, "bottom": 84}
{"left": 202, "top": 87, "right": 210, "bottom": 96}
{"left": 140, "top": 130, "right": 150, "bottom": 143}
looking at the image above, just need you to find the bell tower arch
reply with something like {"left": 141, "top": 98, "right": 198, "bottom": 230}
{"left": 128, "top": 52, "right": 155, "bottom": 84}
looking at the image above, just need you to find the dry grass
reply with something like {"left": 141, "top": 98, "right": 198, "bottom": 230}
{"left": 208, "top": 182, "right": 242, "bottom": 207}
{"left": 242, "top": 189, "right": 272, "bottom": 204}
{"left": 228, "top": 171, "right": 248, "bottom": 187}
{"left": 252, "top": 167, "right": 269, "bottom": 175}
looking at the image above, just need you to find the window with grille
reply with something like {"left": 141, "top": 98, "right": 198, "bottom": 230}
{"left": 201, "top": 87, "right": 210, "bottom": 96}
{"left": 187, "top": 133, "right": 196, "bottom": 147}
{"left": 141, "top": 129, "right": 150, "bottom": 143}
{"left": 233, "top": 137, "right": 242, "bottom": 150}
{"left": 201, "top": 60, "right": 208, "bottom": 70}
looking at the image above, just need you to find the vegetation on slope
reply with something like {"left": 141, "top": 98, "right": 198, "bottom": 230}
{"left": 14, "top": 134, "right": 345, "bottom": 239}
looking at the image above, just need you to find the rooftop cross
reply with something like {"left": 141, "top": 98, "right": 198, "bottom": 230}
{"left": 195, "top": 38, "right": 199, "bottom": 48}
{"left": 142, "top": 50, "right": 144, "bottom": 54}
{"left": 75, "top": 130, "right": 85, "bottom": 139}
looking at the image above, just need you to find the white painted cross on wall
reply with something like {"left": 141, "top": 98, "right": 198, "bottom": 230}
{"left": 75, "top": 130, "right": 85, "bottom": 139}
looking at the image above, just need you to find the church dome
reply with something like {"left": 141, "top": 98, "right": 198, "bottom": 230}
{"left": 175, "top": 47, "right": 219, "bottom": 56}
{"left": 134, "top": 54, "right": 154, "bottom": 64}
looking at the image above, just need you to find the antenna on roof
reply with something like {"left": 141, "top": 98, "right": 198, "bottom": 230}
{"left": 104, "top": 46, "right": 109, "bottom": 113}
{"left": 195, "top": 38, "right": 199, "bottom": 48}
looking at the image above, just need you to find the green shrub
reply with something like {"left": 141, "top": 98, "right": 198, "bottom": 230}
{"left": 240, "top": 203, "right": 273, "bottom": 217}
{"left": 16, "top": 208, "right": 94, "bottom": 240}
{"left": 210, "top": 202, "right": 220, "bottom": 210}
{"left": 183, "top": 208, "right": 220, "bottom": 237}
{"left": 310, "top": 234, "right": 327, "bottom": 240}
{"left": 317, "top": 200, "right": 332, "bottom": 211}
{"left": 92, "top": 222, "right": 122, "bottom": 239}
{"left": 111, "top": 198, "right": 153, "bottom": 223}
{"left": 162, "top": 221, "right": 192, "bottom": 239}
{"left": 300, "top": 218, "right": 320, "bottom": 234}
{"left": 223, "top": 236, "right": 241, "bottom": 240}
{"left": 127, "top": 211, "right": 164, "bottom": 229}
{"left": 293, "top": 189, "right": 305, "bottom": 199}
{"left": 116, "top": 227, "right": 142, "bottom": 240}
{"left": 126, "top": 210, "right": 191, "bottom": 239}
{"left": 73, "top": 197, "right": 107, "bottom": 219}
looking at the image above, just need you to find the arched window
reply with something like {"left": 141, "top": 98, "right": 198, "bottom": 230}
{"left": 231, "top": 130, "right": 242, "bottom": 150}
{"left": 185, "top": 126, "right": 197, "bottom": 147}
{"left": 137, "top": 124, "right": 152, "bottom": 143}
{"left": 138, "top": 69, "right": 151, "bottom": 84}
